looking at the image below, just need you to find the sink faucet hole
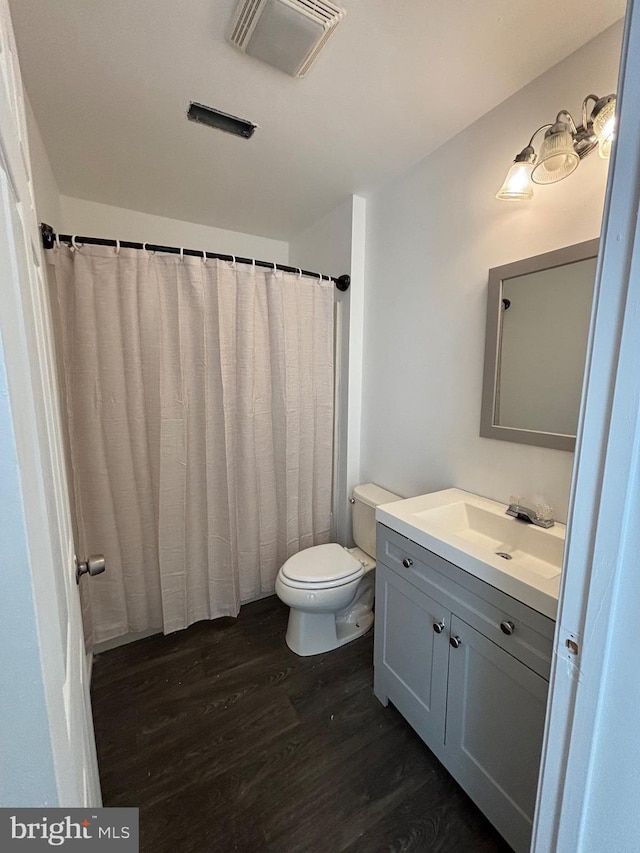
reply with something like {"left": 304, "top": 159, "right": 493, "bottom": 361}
{"left": 496, "top": 551, "right": 513, "bottom": 560}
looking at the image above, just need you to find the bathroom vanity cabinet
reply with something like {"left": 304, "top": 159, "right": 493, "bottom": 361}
{"left": 374, "top": 524, "right": 555, "bottom": 853}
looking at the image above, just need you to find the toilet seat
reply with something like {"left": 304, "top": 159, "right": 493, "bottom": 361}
{"left": 280, "top": 543, "right": 364, "bottom": 589}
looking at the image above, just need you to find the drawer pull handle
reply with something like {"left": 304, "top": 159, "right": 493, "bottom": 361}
{"left": 450, "top": 636, "right": 462, "bottom": 649}
{"left": 433, "top": 620, "right": 445, "bottom": 634}
{"left": 402, "top": 557, "right": 413, "bottom": 568}
{"left": 500, "top": 620, "right": 515, "bottom": 635}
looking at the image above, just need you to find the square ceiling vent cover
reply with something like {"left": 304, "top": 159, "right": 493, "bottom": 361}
{"left": 227, "top": 0, "right": 345, "bottom": 78}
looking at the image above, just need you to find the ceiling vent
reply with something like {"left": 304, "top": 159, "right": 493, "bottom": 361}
{"left": 187, "top": 102, "right": 257, "bottom": 138}
{"left": 227, "top": 0, "right": 346, "bottom": 78}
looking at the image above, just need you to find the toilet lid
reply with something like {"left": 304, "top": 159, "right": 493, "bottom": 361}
{"left": 281, "top": 543, "right": 364, "bottom": 585}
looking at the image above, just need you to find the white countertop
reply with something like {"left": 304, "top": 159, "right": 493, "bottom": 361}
{"left": 376, "top": 488, "right": 565, "bottom": 619}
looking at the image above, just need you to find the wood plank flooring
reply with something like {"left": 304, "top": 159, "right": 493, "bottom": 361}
{"left": 91, "top": 595, "right": 513, "bottom": 853}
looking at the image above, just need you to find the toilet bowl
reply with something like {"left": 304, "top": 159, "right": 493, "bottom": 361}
{"left": 275, "top": 484, "right": 401, "bottom": 656}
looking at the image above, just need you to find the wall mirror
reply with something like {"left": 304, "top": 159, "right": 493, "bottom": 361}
{"left": 480, "top": 238, "right": 599, "bottom": 452}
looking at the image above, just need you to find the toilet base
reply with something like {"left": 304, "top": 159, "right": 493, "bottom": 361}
{"left": 285, "top": 607, "right": 374, "bottom": 656}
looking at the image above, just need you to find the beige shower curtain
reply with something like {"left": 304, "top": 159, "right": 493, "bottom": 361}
{"left": 48, "top": 245, "right": 334, "bottom": 643}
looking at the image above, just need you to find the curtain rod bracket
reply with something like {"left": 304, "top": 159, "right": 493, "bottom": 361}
{"left": 40, "top": 222, "right": 55, "bottom": 250}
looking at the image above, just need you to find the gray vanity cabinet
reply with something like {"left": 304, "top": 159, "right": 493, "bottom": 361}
{"left": 374, "top": 524, "right": 555, "bottom": 853}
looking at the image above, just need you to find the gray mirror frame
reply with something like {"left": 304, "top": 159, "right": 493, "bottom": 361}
{"left": 480, "top": 238, "right": 600, "bottom": 452}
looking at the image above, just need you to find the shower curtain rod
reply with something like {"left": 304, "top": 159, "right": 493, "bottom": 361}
{"left": 39, "top": 223, "right": 351, "bottom": 291}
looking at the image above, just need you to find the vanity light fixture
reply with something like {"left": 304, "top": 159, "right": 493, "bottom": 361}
{"left": 496, "top": 93, "right": 616, "bottom": 201}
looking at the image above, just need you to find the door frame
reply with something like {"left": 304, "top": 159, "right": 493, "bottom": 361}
{"left": 533, "top": 0, "right": 640, "bottom": 849}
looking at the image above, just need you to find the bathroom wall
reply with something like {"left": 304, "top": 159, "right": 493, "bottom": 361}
{"left": 25, "top": 93, "right": 61, "bottom": 228}
{"left": 290, "top": 195, "right": 366, "bottom": 545}
{"left": 360, "top": 21, "right": 624, "bottom": 524}
{"left": 59, "top": 196, "right": 289, "bottom": 263}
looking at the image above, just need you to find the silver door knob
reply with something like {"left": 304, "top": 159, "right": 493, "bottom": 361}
{"left": 76, "top": 554, "right": 106, "bottom": 585}
{"left": 500, "top": 620, "right": 515, "bottom": 635}
{"left": 449, "top": 636, "right": 462, "bottom": 649}
{"left": 402, "top": 557, "right": 413, "bottom": 568}
{"left": 433, "top": 620, "right": 445, "bottom": 634}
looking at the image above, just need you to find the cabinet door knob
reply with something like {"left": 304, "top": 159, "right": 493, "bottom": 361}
{"left": 433, "top": 620, "right": 445, "bottom": 634}
{"left": 402, "top": 557, "right": 413, "bottom": 568}
{"left": 500, "top": 620, "right": 515, "bottom": 635}
{"left": 449, "top": 636, "right": 462, "bottom": 649}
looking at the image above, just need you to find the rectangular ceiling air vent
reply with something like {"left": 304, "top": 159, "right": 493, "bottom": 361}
{"left": 227, "top": 0, "right": 345, "bottom": 78}
{"left": 187, "top": 102, "right": 257, "bottom": 138}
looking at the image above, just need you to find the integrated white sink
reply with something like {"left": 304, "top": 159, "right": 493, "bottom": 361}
{"left": 376, "top": 488, "right": 565, "bottom": 618}
{"left": 414, "top": 501, "right": 563, "bottom": 578}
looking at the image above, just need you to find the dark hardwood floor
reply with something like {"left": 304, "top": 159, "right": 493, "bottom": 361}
{"left": 91, "top": 595, "right": 513, "bottom": 853}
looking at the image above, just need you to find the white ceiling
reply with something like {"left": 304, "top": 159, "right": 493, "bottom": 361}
{"left": 10, "top": 0, "right": 625, "bottom": 241}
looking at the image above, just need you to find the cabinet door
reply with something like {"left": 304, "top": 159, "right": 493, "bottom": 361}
{"left": 446, "top": 615, "right": 548, "bottom": 853}
{"left": 374, "top": 563, "right": 449, "bottom": 751}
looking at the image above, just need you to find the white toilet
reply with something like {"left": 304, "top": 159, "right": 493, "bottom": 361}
{"left": 275, "top": 483, "right": 401, "bottom": 656}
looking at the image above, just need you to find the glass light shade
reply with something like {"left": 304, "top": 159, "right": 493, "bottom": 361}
{"left": 496, "top": 161, "right": 534, "bottom": 200}
{"left": 593, "top": 97, "right": 616, "bottom": 159}
{"left": 531, "top": 126, "right": 579, "bottom": 184}
{"left": 598, "top": 137, "right": 613, "bottom": 159}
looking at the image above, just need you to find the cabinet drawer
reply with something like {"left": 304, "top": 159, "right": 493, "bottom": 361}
{"left": 377, "top": 524, "right": 454, "bottom": 606}
{"left": 377, "top": 524, "right": 555, "bottom": 679}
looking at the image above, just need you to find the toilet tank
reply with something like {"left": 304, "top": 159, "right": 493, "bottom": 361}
{"left": 352, "top": 483, "right": 402, "bottom": 558}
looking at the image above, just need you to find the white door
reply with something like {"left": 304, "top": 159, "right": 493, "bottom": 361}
{"left": 0, "top": 0, "right": 101, "bottom": 805}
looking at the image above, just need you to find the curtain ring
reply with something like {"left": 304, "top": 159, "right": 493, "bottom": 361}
{"left": 272, "top": 261, "right": 277, "bottom": 274}
{"left": 115, "top": 239, "right": 120, "bottom": 255}
{"left": 143, "top": 242, "right": 151, "bottom": 255}
{"left": 297, "top": 268, "right": 302, "bottom": 279}
{"left": 230, "top": 255, "right": 236, "bottom": 268}
{"left": 180, "top": 247, "right": 184, "bottom": 263}
{"left": 202, "top": 250, "right": 207, "bottom": 265}
{"left": 54, "top": 233, "right": 60, "bottom": 251}
{"left": 71, "top": 235, "right": 80, "bottom": 252}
